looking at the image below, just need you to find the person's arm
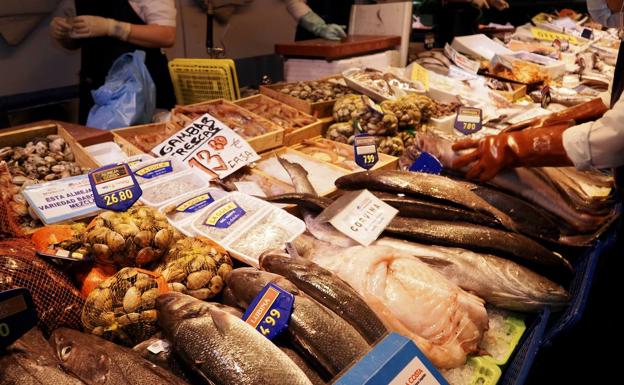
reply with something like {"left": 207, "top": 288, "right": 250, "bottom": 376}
{"left": 126, "top": 24, "right": 176, "bottom": 48}
{"left": 562, "top": 94, "right": 624, "bottom": 170}
{"left": 587, "top": 0, "right": 623, "bottom": 28}
{"left": 284, "top": 0, "right": 347, "bottom": 40}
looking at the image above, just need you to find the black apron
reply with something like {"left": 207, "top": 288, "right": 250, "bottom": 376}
{"left": 75, "top": 0, "right": 175, "bottom": 124}
{"left": 295, "top": 0, "right": 355, "bottom": 41}
{"left": 611, "top": 44, "right": 624, "bottom": 191}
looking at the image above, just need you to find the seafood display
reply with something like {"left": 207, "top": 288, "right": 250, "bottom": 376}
{"left": 1, "top": 9, "right": 621, "bottom": 385}
{"left": 236, "top": 95, "right": 318, "bottom": 133}
{"left": 0, "top": 135, "right": 90, "bottom": 231}
{"left": 277, "top": 79, "right": 352, "bottom": 103}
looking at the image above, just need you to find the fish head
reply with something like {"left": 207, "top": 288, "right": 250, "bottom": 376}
{"left": 156, "top": 292, "right": 213, "bottom": 337}
{"left": 258, "top": 251, "right": 292, "bottom": 273}
{"left": 50, "top": 328, "right": 110, "bottom": 385}
{"left": 225, "top": 268, "right": 297, "bottom": 307}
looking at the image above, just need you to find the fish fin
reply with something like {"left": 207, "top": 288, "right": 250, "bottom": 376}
{"left": 208, "top": 307, "right": 233, "bottom": 337}
{"left": 416, "top": 256, "right": 455, "bottom": 268}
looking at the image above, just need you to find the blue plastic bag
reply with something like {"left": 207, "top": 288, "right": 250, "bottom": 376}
{"left": 87, "top": 50, "right": 156, "bottom": 129}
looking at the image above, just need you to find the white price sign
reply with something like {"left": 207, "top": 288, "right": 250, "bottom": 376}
{"left": 152, "top": 114, "right": 260, "bottom": 179}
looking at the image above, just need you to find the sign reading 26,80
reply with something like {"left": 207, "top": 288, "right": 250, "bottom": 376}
{"left": 89, "top": 163, "right": 142, "bottom": 212}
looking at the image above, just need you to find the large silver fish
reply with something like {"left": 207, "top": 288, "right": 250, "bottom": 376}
{"left": 49, "top": 328, "right": 189, "bottom": 385}
{"left": 226, "top": 268, "right": 370, "bottom": 377}
{"left": 0, "top": 328, "right": 86, "bottom": 385}
{"left": 259, "top": 251, "right": 387, "bottom": 343}
{"left": 335, "top": 170, "right": 519, "bottom": 232}
{"left": 156, "top": 293, "right": 312, "bottom": 385}
{"left": 376, "top": 238, "right": 570, "bottom": 312}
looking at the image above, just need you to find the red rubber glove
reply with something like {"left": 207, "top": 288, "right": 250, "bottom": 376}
{"left": 451, "top": 122, "right": 574, "bottom": 182}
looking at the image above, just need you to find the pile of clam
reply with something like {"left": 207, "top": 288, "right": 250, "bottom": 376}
{"left": 279, "top": 80, "right": 352, "bottom": 103}
{"left": 0, "top": 135, "right": 89, "bottom": 231}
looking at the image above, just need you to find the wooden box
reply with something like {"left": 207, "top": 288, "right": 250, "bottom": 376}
{"left": 494, "top": 83, "right": 527, "bottom": 102}
{"left": 113, "top": 99, "right": 285, "bottom": 155}
{"left": 0, "top": 122, "right": 98, "bottom": 169}
{"left": 275, "top": 35, "right": 401, "bottom": 60}
{"left": 259, "top": 76, "right": 348, "bottom": 118}
{"left": 234, "top": 94, "right": 324, "bottom": 147}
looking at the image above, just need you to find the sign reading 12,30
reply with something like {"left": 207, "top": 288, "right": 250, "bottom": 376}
{"left": 89, "top": 163, "right": 142, "bottom": 212}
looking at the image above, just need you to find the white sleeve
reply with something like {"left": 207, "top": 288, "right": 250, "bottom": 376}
{"left": 562, "top": 95, "right": 624, "bottom": 170}
{"left": 283, "top": 0, "right": 312, "bottom": 21}
{"left": 587, "top": 0, "right": 624, "bottom": 28}
{"left": 129, "top": 0, "right": 177, "bottom": 27}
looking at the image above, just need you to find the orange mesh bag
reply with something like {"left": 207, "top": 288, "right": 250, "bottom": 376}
{"left": 0, "top": 238, "right": 84, "bottom": 335}
{"left": 82, "top": 267, "right": 169, "bottom": 346}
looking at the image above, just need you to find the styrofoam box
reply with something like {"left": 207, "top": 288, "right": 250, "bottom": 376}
{"left": 283, "top": 50, "right": 400, "bottom": 83}
{"left": 85, "top": 142, "right": 127, "bottom": 166}
{"left": 502, "top": 51, "right": 567, "bottom": 80}
{"left": 451, "top": 34, "right": 513, "bottom": 61}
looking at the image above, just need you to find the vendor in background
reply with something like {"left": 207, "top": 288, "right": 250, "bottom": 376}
{"left": 588, "top": 0, "right": 624, "bottom": 28}
{"left": 450, "top": 4, "right": 624, "bottom": 186}
{"left": 50, "top": 0, "right": 177, "bottom": 124}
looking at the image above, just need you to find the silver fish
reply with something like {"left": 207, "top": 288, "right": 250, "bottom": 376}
{"left": 156, "top": 293, "right": 312, "bottom": 385}
{"left": 376, "top": 238, "right": 570, "bottom": 312}
{"left": 226, "top": 268, "right": 370, "bottom": 377}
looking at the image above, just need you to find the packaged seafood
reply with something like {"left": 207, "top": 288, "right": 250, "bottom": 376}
{"left": 191, "top": 192, "right": 305, "bottom": 266}
{"left": 343, "top": 68, "right": 426, "bottom": 101}
{"left": 131, "top": 157, "right": 188, "bottom": 185}
{"left": 82, "top": 267, "right": 169, "bottom": 345}
{"left": 159, "top": 187, "right": 228, "bottom": 224}
{"left": 236, "top": 94, "right": 318, "bottom": 134}
{"left": 156, "top": 237, "right": 233, "bottom": 300}
{"left": 140, "top": 169, "right": 211, "bottom": 207}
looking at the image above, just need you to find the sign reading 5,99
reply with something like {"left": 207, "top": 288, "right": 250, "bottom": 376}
{"left": 89, "top": 163, "right": 142, "bottom": 212}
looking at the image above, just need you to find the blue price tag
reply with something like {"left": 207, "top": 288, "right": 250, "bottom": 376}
{"left": 334, "top": 333, "right": 450, "bottom": 385}
{"left": 409, "top": 152, "right": 443, "bottom": 175}
{"left": 89, "top": 163, "right": 142, "bottom": 212}
{"left": 353, "top": 134, "right": 379, "bottom": 170}
{"left": 242, "top": 283, "right": 294, "bottom": 340}
{"left": 454, "top": 106, "right": 482, "bottom": 135}
{"left": 203, "top": 201, "right": 246, "bottom": 228}
{"left": 0, "top": 288, "right": 38, "bottom": 350}
{"left": 133, "top": 160, "right": 174, "bottom": 179}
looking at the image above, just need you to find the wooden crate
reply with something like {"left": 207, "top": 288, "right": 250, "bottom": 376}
{"left": 290, "top": 136, "right": 398, "bottom": 172}
{"left": 234, "top": 94, "right": 324, "bottom": 147}
{"left": 0, "top": 122, "right": 98, "bottom": 169}
{"left": 112, "top": 99, "right": 285, "bottom": 155}
{"left": 494, "top": 83, "right": 527, "bottom": 102}
{"left": 259, "top": 76, "right": 347, "bottom": 118}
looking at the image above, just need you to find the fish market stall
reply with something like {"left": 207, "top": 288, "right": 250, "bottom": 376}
{"left": 1, "top": 8, "right": 622, "bottom": 385}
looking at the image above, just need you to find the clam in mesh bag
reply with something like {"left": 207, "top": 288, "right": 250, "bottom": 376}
{"left": 0, "top": 238, "right": 84, "bottom": 335}
{"left": 82, "top": 267, "right": 168, "bottom": 346}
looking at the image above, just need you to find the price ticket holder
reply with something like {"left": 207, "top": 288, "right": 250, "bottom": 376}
{"left": 0, "top": 288, "right": 38, "bottom": 351}
{"left": 334, "top": 333, "right": 450, "bottom": 385}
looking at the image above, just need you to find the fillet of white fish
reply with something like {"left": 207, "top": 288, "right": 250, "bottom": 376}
{"left": 312, "top": 245, "right": 488, "bottom": 369}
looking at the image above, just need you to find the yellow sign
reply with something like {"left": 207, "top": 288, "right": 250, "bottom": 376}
{"left": 530, "top": 27, "right": 579, "bottom": 44}
{"left": 410, "top": 63, "right": 429, "bottom": 91}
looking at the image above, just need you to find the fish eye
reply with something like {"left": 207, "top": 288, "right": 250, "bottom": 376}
{"left": 60, "top": 345, "right": 72, "bottom": 359}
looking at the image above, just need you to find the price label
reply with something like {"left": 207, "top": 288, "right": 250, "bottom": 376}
{"left": 89, "top": 163, "right": 142, "bottom": 212}
{"left": 581, "top": 28, "right": 593, "bottom": 40}
{"left": 316, "top": 190, "right": 398, "bottom": 246}
{"left": 334, "top": 333, "right": 449, "bottom": 385}
{"left": 409, "top": 152, "right": 443, "bottom": 175}
{"left": 152, "top": 114, "right": 260, "bottom": 180}
{"left": 454, "top": 107, "right": 483, "bottom": 135}
{"left": 410, "top": 63, "right": 430, "bottom": 91}
{"left": 0, "top": 288, "right": 38, "bottom": 350}
{"left": 530, "top": 27, "right": 578, "bottom": 44}
{"left": 540, "top": 85, "right": 552, "bottom": 109}
{"left": 242, "top": 283, "right": 294, "bottom": 340}
{"left": 353, "top": 134, "right": 379, "bottom": 170}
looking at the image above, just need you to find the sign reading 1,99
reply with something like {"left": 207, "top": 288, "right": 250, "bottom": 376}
{"left": 454, "top": 107, "right": 483, "bottom": 135}
{"left": 89, "top": 163, "right": 142, "bottom": 212}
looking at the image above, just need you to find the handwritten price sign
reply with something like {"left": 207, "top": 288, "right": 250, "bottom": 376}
{"left": 153, "top": 114, "right": 260, "bottom": 180}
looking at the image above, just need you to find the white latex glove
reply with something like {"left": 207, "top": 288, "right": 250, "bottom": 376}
{"left": 488, "top": 0, "right": 509, "bottom": 11}
{"left": 471, "top": 0, "right": 490, "bottom": 9}
{"left": 70, "top": 15, "right": 131, "bottom": 41}
{"left": 50, "top": 17, "right": 72, "bottom": 40}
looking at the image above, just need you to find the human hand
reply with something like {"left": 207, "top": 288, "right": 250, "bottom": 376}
{"left": 50, "top": 17, "right": 73, "bottom": 40}
{"left": 471, "top": 0, "right": 490, "bottom": 9}
{"left": 71, "top": 15, "right": 131, "bottom": 41}
{"left": 318, "top": 23, "right": 347, "bottom": 41}
{"left": 488, "top": 0, "right": 509, "bottom": 11}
